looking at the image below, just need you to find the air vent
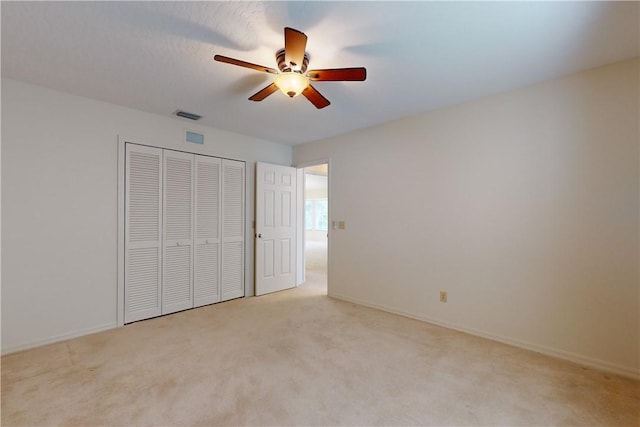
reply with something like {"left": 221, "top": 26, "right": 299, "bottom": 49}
{"left": 186, "top": 131, "right": 204, "bottom": 145}
{"left": 175, "top": 110, "right": 202, "bottom": 121}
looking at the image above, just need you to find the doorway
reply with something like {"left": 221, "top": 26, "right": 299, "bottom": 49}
{"left": 301, "top": 163, "right": 328, "bottom": 293}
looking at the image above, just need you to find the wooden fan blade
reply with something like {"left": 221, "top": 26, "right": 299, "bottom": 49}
{"left": 302, "top": 84, "right": 330, "bottom": 109}
{"left": 284, "top": 27, "right": 307, "bottom": 70}
{"left": 214, "top": 55, "right": 277, "bottom": 74}
{"left": 307, "top": 67, "right": 367, "bottom": 81}
{"left": 249, "top": 83, "right": 278, "bottom": 101}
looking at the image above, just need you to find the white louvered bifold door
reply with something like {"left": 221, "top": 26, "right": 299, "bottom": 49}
{"left": 221, "top": 159, "right": 245, "bottom": 301}
{"left": 125, "top": 145, "right": 163, "bottom": 323}
{"left": 162, "top": 151, "right": 194, "bottom": 315}
{"left": 194, "top": 155, "right": 222, "bottom": 307}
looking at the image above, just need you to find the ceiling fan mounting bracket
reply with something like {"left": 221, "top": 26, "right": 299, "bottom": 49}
{"left": 276, "top": 48, "right": 309, "bottom": 73}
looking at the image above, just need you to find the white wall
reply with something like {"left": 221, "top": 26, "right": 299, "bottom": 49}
{"left": 294, "top": 58, "right": 639, "bottom": 378}
{"left": 1, "top": 79, "right": 292, "bottom": 353}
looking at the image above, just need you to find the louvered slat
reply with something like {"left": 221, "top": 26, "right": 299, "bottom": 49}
{"left": 223, "top": 163, "right": 244, "bottom": 238}
{"left": 163, "top": 245, "right": 192, "bottom": 303}
{"left": 125, "top": 145, "right": 163, "bottom": 323}
{"left": 165, "top": 157, "right": 192, "bottom": 241}
{"left": 126, "top": 247, "right": 160, "bottom": 312}
{"left": 196, "top": 160, "right": 220, "bottom": 239}
{"left": 195, "top": 243, "right": 219, "bottom": 305}
{"left": 222, "top": 241, "right": 243, "bottom": 297}
{"left": 128, "top": 152, "right": 160, "bottom": 242}
{"left": 163, "top": 151, "right": 194, "bottom": 314}
{"left": 221, "top": 159, "right": 245, "bottom": 301}
{"left": 194, "top": 156, "right": 222, "bottom": 307}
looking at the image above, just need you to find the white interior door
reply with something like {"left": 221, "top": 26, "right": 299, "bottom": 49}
{"left": 125, "top": 144, "right": 163, "bottom": 323}
{"left": 255, "top": 162, "right": 297, "bottom": 296}
{"left": 162, "top": 150, "right": 194, "bottom": 314}
{"left": 194, "top": 155, "right": 222, "bottom": 307}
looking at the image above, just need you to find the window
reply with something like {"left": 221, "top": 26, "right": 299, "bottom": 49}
{"left": 314, "top": 200, "right": 328, "bottom": 231}
{"left": 305, "top": 200, "right": 314, "bottom": 230}
{"left": 305, "top": 199, "right": 328, "bottom": 231}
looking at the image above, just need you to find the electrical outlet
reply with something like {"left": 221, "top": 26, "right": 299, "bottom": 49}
{"left": 440, "top": 291, "right": 448, "bottom": 303}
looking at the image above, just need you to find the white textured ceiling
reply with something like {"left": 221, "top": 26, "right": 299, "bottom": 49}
{"left": 2, "top": 1, "right": 638, "bottom": 145}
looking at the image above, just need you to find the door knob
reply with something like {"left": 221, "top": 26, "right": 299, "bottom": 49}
{"left": 257, "top": 233, "right": 262, "bottom": 238}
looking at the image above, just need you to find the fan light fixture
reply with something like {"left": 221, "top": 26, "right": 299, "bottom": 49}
{"left": 274, "top": 72, "right": 309, "bottom": 98}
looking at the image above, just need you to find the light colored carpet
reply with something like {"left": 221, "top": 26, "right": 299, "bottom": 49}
{"left": 302, "top": 238, "right": 327, "bottom": 293}
{"left": 2, "top": 280, "right": 638, "bottom": 425}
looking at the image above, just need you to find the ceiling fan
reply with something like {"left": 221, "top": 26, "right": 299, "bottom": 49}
{"left": 214, "top": 27, "right": 366, "bottom": 109}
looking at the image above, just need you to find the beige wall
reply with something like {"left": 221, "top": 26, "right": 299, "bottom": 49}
{"left": 1, "top": 79, "right": 292, "bottom": 353}
{"left": 293, "top": 58, "right": 639, "bottom": 378}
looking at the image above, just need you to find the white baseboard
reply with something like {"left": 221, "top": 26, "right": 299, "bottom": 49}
{"left": 329, "top": 292, "right": 639, "bottom": 380}
{"left": 1, "top": 322, "right": 118, "bottom": 356}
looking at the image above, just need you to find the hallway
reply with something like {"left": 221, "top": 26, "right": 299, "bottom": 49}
{"left": 302, "top": 238, "right": 327, "bottom": 292}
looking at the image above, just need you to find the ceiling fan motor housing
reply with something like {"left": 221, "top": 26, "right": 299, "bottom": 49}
{"left": 276, "top": 48, "right": 309, "bottom": 73}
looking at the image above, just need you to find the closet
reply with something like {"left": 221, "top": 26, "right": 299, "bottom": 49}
{"left": 124, "top": 143, "right": 244, "bottom": 323}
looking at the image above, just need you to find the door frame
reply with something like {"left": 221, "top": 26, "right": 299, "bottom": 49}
{"left": 295, "top": 159, "right": 331, "bottom": 293}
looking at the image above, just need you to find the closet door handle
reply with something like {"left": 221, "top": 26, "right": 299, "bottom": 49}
{"left": 257, "top": 233, "right": 262, "bottom": 238}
